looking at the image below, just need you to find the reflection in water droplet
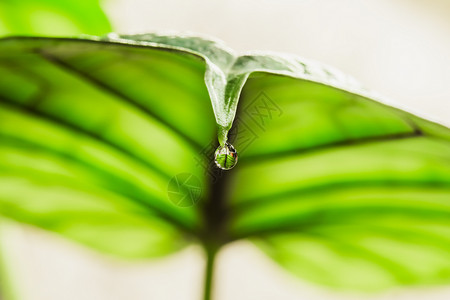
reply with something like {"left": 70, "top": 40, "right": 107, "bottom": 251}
{"left": 214, "top": 143, "right": 238, "bottom": 170}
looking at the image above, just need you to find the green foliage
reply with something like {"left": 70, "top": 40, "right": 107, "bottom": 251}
{"left": 0, "top": 0, "right": 111, "bottom": 36}
{"left": 0, "top": 34, "right": 449, "bottom": 293}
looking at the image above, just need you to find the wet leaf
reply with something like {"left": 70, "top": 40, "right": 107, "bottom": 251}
{"left": 0, "top": 34, "right": 449, "bottom": 289}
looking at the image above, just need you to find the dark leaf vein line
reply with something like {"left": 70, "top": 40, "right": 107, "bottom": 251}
{"left": 230, "top": 203, "right": 450, "bottom": 240}
{"left": 231, "top": 180, "right": 450, "bottom": 213}
{"left": 0, "top": 135, "right": 194, "bottom": 231}
{"left": 0, "top": 97, "right": 173, "bottom": 181}
{"left": 304, "top": 232, "right": 417, "bottom": 284}
{"left": 38, "top": 52, "right": 203, "bottom": 151}
{"left": 242, "top": 130, "right": 424, "bottom": 163}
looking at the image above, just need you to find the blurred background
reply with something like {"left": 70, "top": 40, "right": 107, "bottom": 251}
{"left": 0, "top": 0, "right": 449, "bottom": 299}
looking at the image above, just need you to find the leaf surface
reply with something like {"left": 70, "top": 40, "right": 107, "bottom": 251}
{"left": 0, "top": 34, "right": 449, "bottom": 289}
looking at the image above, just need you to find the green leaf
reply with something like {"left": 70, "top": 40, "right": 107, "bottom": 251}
{"left": 0, "top": 34, "right": 449, "bottom": 291}
{"left": 228, "top": 74, "right": 450, "bottom": 290}
{"left": 0, "top": 0, "right": 111, "bottom": 36}
{"left": 0, "top": 35, "right": 216, "bottom": 258}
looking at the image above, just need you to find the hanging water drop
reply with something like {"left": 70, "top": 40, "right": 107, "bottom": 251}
{"left": 214, "top": 143, "right": 238, "bottom": 170}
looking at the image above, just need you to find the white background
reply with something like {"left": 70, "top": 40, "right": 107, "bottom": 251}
{"left": 2, "top": 0, "right": 450, "bottom": 299}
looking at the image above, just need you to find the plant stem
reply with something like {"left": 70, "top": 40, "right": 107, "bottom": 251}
{"left": 203, "top": 246, "right": 217, "bottom": 300}
{"left": 201, "top": 135, "right": 235, "bottom": 300}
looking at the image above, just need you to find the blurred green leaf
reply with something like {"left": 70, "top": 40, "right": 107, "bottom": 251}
{"left": 0, "top": 34, "right": 449, "bottom": 291}
{"left": 0, "top": 0, "right": 111, "bottom": 36}
{"left": 0, "top": 36, "right": 216, "bottom": 258}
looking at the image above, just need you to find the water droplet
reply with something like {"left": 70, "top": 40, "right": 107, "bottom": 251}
{"left": 214, "top": 143, "right": 238, "bottom": 170}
